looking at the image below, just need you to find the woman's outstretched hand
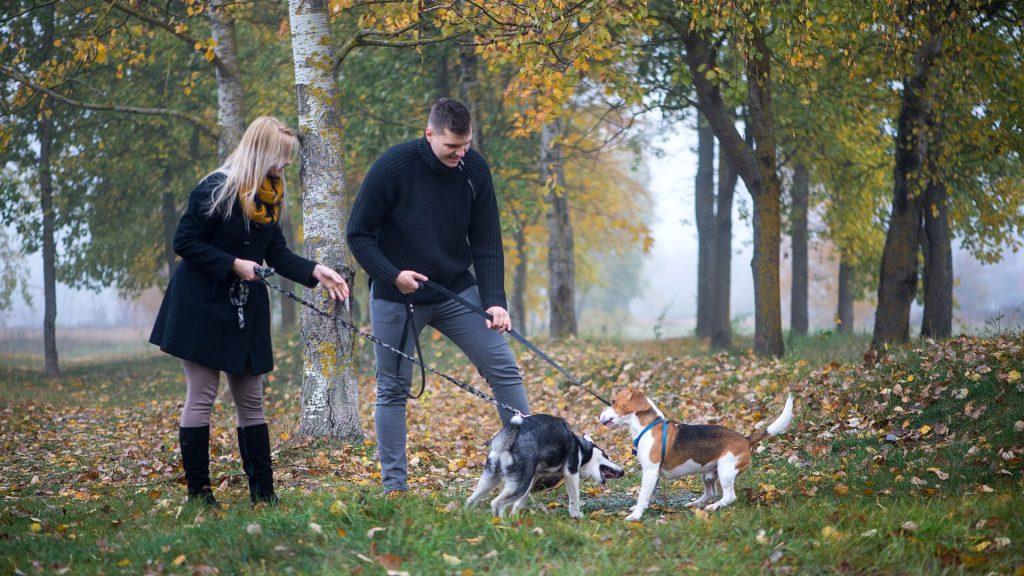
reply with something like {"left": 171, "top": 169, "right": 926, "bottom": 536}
{"left": 313, "top": 264, "right": 350, "bottom": 302}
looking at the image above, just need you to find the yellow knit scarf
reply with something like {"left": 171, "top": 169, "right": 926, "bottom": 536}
{"left": 242, "top": 176, "right": 283, "bottom": 224}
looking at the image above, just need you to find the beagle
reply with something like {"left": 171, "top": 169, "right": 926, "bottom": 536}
{"left": 599, "top": 388, "right": 793, "bottom": 521}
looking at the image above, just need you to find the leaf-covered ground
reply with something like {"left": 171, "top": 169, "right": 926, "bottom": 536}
{"left": 1, "top": 332, "right": 1022, "bottom": 574}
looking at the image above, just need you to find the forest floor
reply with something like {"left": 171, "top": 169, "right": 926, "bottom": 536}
{"left": 2, "top": 329, "right": 1022, "bottom": 574}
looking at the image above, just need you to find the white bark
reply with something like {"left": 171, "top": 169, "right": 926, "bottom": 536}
{"left": 209, "top": 0, "right": 245, "bottom": 159}
{"left": 289, "top": 0, "right": 362, "bottom": 442}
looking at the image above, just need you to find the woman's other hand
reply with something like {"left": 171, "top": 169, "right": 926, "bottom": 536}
{"left": 313, "top": 264, "right": 350, "bottom": 301}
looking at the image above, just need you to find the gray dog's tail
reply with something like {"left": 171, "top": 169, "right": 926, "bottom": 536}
{"left": 488, "top": 414, "right": 523, "bottom": 459}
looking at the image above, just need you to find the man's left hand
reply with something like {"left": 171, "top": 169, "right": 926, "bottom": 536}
{"left": 485, "top": 306, "right": 512, "bottom": 332}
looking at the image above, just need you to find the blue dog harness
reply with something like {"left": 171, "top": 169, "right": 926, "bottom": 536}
{"left": 633, "top": 417, "right": 669, "bottom": 466}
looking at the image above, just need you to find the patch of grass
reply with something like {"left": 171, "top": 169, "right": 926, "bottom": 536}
{"left": 2, "top": 333, "right": 1023, "bottom": 574}
{"left": 785, "top": 330, "right": 874, "bottom": 367}
{"left": 2, "top": 477, "right": 1021, "bottom": 575}
{"left": 0, "top": 354, "right": 183, "bottom": 406}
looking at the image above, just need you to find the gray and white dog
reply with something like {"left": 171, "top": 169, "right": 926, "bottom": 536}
{"left": 465, "top": 413, "right": 624, "bottom": 518}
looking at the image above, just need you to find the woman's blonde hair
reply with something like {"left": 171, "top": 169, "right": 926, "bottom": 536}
{"left": 206, "top": 116, "right": 298, "bottom": 223}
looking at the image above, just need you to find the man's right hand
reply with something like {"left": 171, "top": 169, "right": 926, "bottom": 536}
{"left": 394, "top": 270, "right": 428, "bottom": 294}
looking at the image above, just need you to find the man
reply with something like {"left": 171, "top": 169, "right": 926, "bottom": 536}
{"left": 347, "top": 97, "right": 531, "bottom": 496}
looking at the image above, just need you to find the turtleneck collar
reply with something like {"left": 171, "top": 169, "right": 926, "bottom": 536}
{"left": 417, "top": 137, "right": 461, "bottom": 175}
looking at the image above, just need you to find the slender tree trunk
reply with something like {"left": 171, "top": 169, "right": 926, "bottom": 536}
{"left": 209, "top": 0, "right": 245, "bottom": 159}
{"left": 289, "top": 0, "right": 361, "bottom": 442}
{"left": 790, "top": 163, "right": 809, "bottom": 336}
{"left": 873, "top": 30, "right": 943, "bottom": 348}
{"left": 158, "top": 157, "right": 178, "bottom": 279}
{"left": 744, "top": 30, "right": 785, "bottom": 357}
{"left": 921, "top": 176, "right": 952, "bottom": 338}
{"left": 543, "top": 120, "right": 577, "bottom": 338}
{"left": 837, "top": 257, "right": 854, "bottom": 334}
{"left": 683, "top": 25, "right": 783, "bottom": 357}
{"left": 511, "top": 215, "right": 528, "bottom": 336}
{"left": 279, "top": 207, "right": 297, "bottom": 329}
{"left": 458, "top": 43, "right": 485, "bottom": 156}
{"left": 695, "top": 116, "right": 715, "bottom": 339}
{"left": 39, "top": 102, "right": 59, "bottom": 378}
{"left": 711, "top": 145, "right": 736, "bottom": 350}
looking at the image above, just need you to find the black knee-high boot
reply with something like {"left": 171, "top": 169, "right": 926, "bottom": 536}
{"left": 237, "top": 423, "right": 278, "bottom": 504}
{"left": 179, "top": 426, "right": 219, "bottom": 507}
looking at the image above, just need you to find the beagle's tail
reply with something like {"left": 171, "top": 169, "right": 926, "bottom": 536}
{"left": 747, "top": 393, "right": 794, "bottom": 447}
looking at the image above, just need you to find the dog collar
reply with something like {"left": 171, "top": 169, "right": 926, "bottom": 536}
{"left": 633, "top": 418, "right": 668, "bottom": 465}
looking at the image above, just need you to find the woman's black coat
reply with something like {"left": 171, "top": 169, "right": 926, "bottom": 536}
{"left": 149, "top": 173, "right": 318, "bottom": 374}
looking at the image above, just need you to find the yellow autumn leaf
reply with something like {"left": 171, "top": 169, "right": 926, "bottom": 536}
{"left": 172, "top": 554, "right": 186, "bottom": 566}
{"left": 918, "top": 425, "right": 932, "bottom": 436}
{"left": 833, "top": 482, "right": 849, "bottom": 496}
{"left": 1008, "top": 370, "right": 1021, "bottom": 383}
{"left": 30, "top": 522, "right": 41, "bottom": 533}
{"left": 821, "top": 526, "right": 842, "bottom": 540}
{"left": 442, "top": 553, "right": 462, "bottom": 566}
{"left": 973, "top": 540, "right": 992, "bottom": 552}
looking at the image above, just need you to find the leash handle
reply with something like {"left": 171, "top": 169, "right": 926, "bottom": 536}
{"left": 258, "top": 278, "right": 524, "bottom": 417}
{"left": 420, "top": 280, "right": 611, "bottom": 406}
{"left": 397, "top": 297, "right": 428, "bottom": 399}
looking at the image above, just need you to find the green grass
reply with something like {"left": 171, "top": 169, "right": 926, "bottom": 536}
{"left": 2, "top": 332, "right": 1023, "bottom": 574}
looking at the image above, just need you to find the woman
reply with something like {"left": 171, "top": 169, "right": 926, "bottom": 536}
{"left": 150, "top": 116, "right": 349, "bottom": 506}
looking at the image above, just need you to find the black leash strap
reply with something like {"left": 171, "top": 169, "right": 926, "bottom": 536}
{"left": 254, "top": 269, "right": 523, "bottom": 417}
{"left": 420, "top": 279, "right": 611, "bottom": 406}
{"left": 396, "top": 296, "right": 428, "bottom": 399}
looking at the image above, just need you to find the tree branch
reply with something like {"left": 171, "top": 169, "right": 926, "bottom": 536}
{"left": 107, "top": 0, "right": 232, "bottom": 78}
{"left": 0, "top": 64, "right": 218, "bottom": 138}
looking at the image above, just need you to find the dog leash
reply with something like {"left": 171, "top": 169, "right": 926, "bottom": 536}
{"left": 253, "top": 267, "right": 524, "bottom": 418}
{"left": 418, "top": 279, "right": 612, "bottom": 406}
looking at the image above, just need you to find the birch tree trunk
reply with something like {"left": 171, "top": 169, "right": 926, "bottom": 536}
{"left": 790, "top": 163, "right": 809, "bottom": 337}
{"left": 542, "top": 120, "right": 577, "bottom": 338}
{"left": 209, "top": 0, "right": 245, "bottom": 158}
{"left": 694, "top": 116, "right": 715, "bottom": 339}
{"left": 289, "top": 0, "right": 362, "bottom": 442}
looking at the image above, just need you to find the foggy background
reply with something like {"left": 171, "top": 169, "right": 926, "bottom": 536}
{"left": 2, "top": 123, "right": 1023, "bottom": 347}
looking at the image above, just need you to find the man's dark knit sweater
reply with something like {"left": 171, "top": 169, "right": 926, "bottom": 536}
{"left": 346, "top": 137, "right": 508, "bottom": 309}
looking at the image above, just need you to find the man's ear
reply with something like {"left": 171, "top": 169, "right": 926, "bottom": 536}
{"left": 424, "top": 126, "right": 433, "bottom": 140}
